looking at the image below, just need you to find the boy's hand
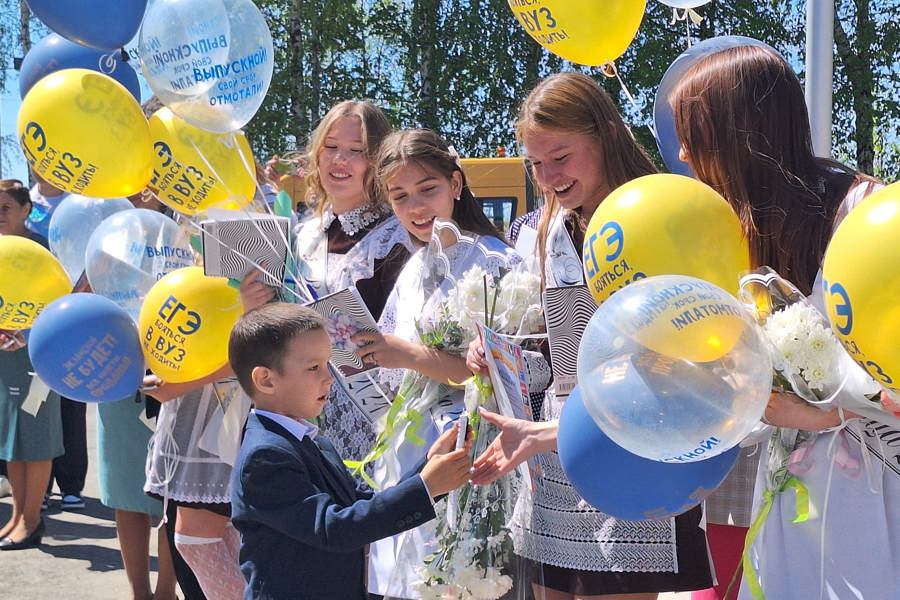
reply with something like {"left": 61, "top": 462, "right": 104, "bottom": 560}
{"left": 421, "top": 444, "right": 472, "bottom": 498}
{"left": 427, "top": 421, "right": 471, "bottom": 459}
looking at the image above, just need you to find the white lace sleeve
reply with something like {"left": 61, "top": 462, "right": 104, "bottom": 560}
{"left": 522, "top": 350, "right": 551, "bottom": 395}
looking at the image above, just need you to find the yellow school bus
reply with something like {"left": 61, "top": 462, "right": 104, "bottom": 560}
{"left": 459, "top": 157, "right": 539, "bottom": 233}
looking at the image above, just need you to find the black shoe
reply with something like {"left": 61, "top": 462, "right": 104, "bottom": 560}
{"left": 0, "top": 519, "right": 44, "bottom": 551}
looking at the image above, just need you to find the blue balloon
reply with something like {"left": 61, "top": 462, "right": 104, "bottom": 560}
{"left": 19, "top": 33, "right": 141, "bottom": 101}
{"left": 558, "top": 386, "right": 740, "bottom": 521}
{"left": 654, "top": 36, "right": 783, "bottom": 176}
{"left": 28, "top": 293, "right": 145, "bottom": 403}
{"left": 26, "top": 0, "right": 148, "bottom": 51}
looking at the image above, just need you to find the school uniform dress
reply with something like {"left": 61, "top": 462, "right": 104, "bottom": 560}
{"left": 512, "top": 209, "right": 713, "bottom": 594}
{"left": 295, "top": 205, "right": 412, "bottom": 470}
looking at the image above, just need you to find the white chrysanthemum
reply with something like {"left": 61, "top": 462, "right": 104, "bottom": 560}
{"left": 496, "top": 269, "right": 541, "bottom": 333}
{"left": 445, "top": 265, "right": 498, "bottom": 333}
{"left": 806, "top": 322, "right": 838, "bottom": 356}
{"left": 775, "top": 339, "right": 803, "bottom": 376}
{"left": 763, "top": 301, "right": 844, "bottom": 398}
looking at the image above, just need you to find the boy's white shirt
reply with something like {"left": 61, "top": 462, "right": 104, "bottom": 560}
{"left": 252, "top": 408, "right": 318, "bottom": 440}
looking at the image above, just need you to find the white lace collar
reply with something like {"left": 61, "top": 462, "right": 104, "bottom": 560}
{"left": 325, "top": 202, "right": 392, "bottom": 237}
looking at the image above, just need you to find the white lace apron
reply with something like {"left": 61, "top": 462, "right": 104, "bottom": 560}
{"left": 296, "top": 213, "right": 414, "bottom": 464}
{"left": 144, "top": 381, "right": 250, "bottom": 505}
{"left": 511, "top": 208, "right": 679, "bottom": 573}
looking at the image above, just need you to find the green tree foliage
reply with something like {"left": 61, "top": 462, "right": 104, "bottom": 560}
{"left": 832, "top": 0, "right": 900, "bottom": 179}
{"left": 1, "top": 1, "right": 897, "bottom": 178}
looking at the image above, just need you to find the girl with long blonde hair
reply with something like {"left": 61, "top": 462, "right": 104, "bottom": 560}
{"left": 468, "top": 73, "right": 714, "bottom": 600}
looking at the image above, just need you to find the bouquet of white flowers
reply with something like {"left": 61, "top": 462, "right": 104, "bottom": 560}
{"left": 411, "top": 224, "right": 542, "bottom": 600}
{"left": 740, "top": 267, "right": 887, "bottom": 490}
{"left": 358, "top": 221, "right": 541, "bottom": 599}
{"left": 415, "top": 278, "right": 541, "bottom": 598}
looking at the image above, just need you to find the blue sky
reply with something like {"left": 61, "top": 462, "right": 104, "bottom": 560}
{"left": 1, "top": 68, "right": 27, "bottom": 181}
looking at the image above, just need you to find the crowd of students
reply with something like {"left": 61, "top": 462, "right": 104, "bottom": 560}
{"left": 1, "top": 43, "right": 898, "bottom": 600}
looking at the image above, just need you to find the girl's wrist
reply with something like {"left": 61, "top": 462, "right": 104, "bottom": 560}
{"left": 529, "top": 420, "right": 559, "bottom": 454}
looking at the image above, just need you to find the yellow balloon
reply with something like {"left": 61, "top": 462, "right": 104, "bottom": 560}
{"left": 17, "top": 69, "right": 153, "bottom": 198}
{"left": 0, "top": 236, "right": 71, "bottom": 330}
{"left": 139, "top": 267, "right": 243, "bottom": 383}
{"left": 823, "top": 182, "right": 900, "bottom": 395}
{"left": 507, "top": 0, "right": 647, "bottom": 66}
{"left": 583, "top": 174, "right": 749, "bottom": 306}
{"left": 148, "top": 108, "right": 256, "bottom": 215}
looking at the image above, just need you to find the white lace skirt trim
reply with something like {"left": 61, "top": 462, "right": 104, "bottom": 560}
{"left": 144, "top": 383, "right": 248, "bottom": 505}
{"left": 510, "top": 388, "right": 678, "bottom": 573}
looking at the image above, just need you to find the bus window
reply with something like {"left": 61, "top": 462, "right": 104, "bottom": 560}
{"left": 479, "top": 197, "right": 517, "bottom": 233}
{"left": 460, "top": 157, "right": 537, "bottom": 229}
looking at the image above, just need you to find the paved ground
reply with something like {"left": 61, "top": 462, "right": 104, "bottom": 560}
{"left": 0, "top": 404, "right": 163, "bottom": 600}
{"left": 0, "top": 404, "right": 693, "bottom": 599}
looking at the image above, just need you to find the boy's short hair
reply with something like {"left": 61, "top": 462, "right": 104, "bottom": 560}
{"left": 228, "top": 303, "right": 326, "bottom": 397}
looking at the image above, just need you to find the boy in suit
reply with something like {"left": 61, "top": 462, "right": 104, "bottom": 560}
{"left": 228, "top": 303, "right": 472, "bottom": 600}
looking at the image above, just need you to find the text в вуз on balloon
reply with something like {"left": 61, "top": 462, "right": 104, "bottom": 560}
{"left": 19, "top": 129, "right": 99, "bottom": 196}
{"left": 144, "top": 295, "right": 203, "bottom": 369}
{"left": 512, "top": 6, "right": 571, "bottom": 46}
{"left": 150, "top": 150, "right": 217, "bottom": 212}
{"left": 0, "top": 300, "right": 46, "bottom": 328}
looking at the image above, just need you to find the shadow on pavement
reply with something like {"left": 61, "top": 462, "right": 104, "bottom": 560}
{"left": 37, "top": 542, "right": 123, "bottom": 572}
{"left": 44, "top": 514, "right": 118, "bottom": 542}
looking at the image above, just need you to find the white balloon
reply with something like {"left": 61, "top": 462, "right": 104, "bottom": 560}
{"left": 85, "top": 209, "right": 194, "bottom": 320}
{"left": 139, "top": 0, "right": 273, "bottom": 132}
{"left": 48, "top": 194, "right": 133, "bottom": 284}
{"left": 139, "top": 0, "right": 230, "bottom": 97}
{"left": 576, "top": 275, "right": 772, "bottom": 463}
{"left": 659, "top": 0, "right": 712, "bottom": 8}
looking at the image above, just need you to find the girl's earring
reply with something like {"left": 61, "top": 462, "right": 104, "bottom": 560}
{"left": 454, "top": 195, "right": 460, "bottom": 202}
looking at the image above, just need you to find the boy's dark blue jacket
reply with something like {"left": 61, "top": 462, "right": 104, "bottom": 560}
{"left": 231, "top": 411, "right": 436, "bottom": 600}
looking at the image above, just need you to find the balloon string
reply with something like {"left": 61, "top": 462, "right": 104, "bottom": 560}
{"left": 670, "top": 8, "right": 704, "bottom": 49}
{"left": 600, "top": 61, "right": 658, "bottom": 144}
{"left": 182, "top": 132, "right": 307, "bottom": 296}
